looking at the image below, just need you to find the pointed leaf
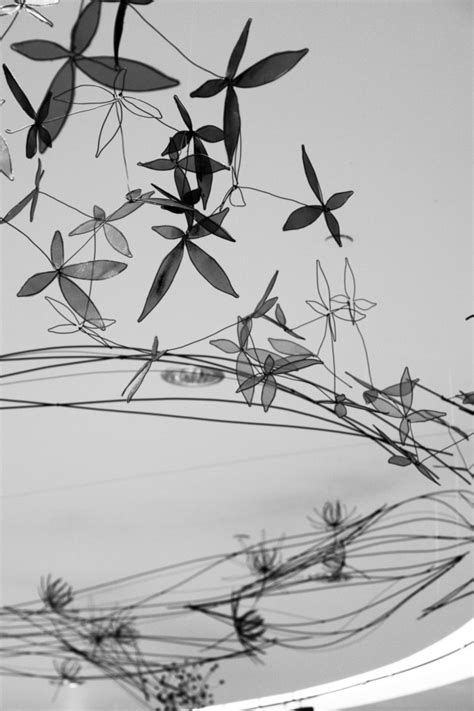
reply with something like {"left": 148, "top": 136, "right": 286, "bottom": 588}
{"left": 210, "top": 339, "right": 240, "bottom": 353}
{"left": 326, "top": 191, "right": 354, "bottom": 211}
{"left": 161, "top": 131, "right": 190, "bottom": 156}
{"left": 41, "top": 61, "right": 76, "bottom": 145}
{"left": 189, "top": 208, "right": 229, "bottom": 239}
{"left": 273, "top": 357, "right": 320, "bottom": 374}
{"left": 178, "top": 154, "right": 229, "bottom": 174}
{"left": 237, "top": 373, "right": 265, "bottom": 393}
{"left": 400, "top": 366, "right": 413, "bottom": 411}
{"left": 261, "top": 375, "right": 277, "bottom": 412}
{"left": 103, "top": 223, "right": 132, "bottom": 257}
{"left": 10, "top": 40, "right": 70, "bottom": 61}
{"left": 37, "top": 91, "right": 52, "bottom": 124}
{"left": 195, "top": 125, "right": 224, "bottom": 142}
{"left": 275, "top": 304, "right": 286, "bottom": 326}
{"left": 96, "top": 102, "right": 122, "bottom": 157}
{"left": 237, "top": 316, "right": 252, "bottom": 349}
{"left": 26, "top": 126, "right": 38, "bottom": 159}
{"left": 59, "top": 275, "right": 105, "bottom": 328}
{"left": 17, "top": 271, "right": 57, "bottom": 297}
{"left": 186, "top": 241, "right": 238, "bottom": 297}
{"left": 236, "top": 351, "right": 254, "bottom": 405}
{"left": 3, "top": 64, "right": 36, "bottom": 119}
{"left": 50, "top": 230, "right": 64, "bottom": 268}
{"left": 382, "top": 377, "right": 419, "bottom": 399}
{"left": 234, "top": 48, "right": 308, "bottom": 88}
{"left": 152, "top": 225, "right": 185, "bottom": 240}
{"left": 139, "top": 158, "right": 175, "bottom": 171}
{"left": 0, "top": 133, "right": 13, "bottom": 181}
{"left": 190, "top": 78, "right": 227, "bottom": 98}
{"left": 138, "top": 240, "right": 185, "bottom": 321}
{"left": 324, "top": 211, "right": 342, "bottom": 247}
{"left": 1, "top": 189, "right": 35, "bottom": 223}
{"left": 107, "top": 200, "right": 143, "bottom": 221}
{"left": 301, "top": 145, "right": 323, "bottom": 202}
{"left": 223, "top": 85, "right": 240, "bottom": 164}
{"left": 69, "top": 218, "right": 99, "bottom": 236}
{"left": 343, "top": 258, "right": 356, "bottom": 302}
{"left": 71, "top": 0, "right": 102, "bottom": 54}
{"left": 227, "top": 18, "right": 251, "bottom": 78}
{"left": 121, "top": 95, "right": 163, "bottom": 119}
{"left": 254, "top": 296, "right": 278, "bottom": 318}
{"left": 255, "top": 271, "right": 278, "bottom": 311}
{"left": 174, "top": 95, "right": 192, "bottom": 129}
{"left": 268, "top": 338, "right": 313, "bottom": 357}
{"left": 61, "top": 260, "right": 127, "bottom": 280}
{"left": 193, "top": 209, "right": 235, "bottom": 241}
{"left": 282, "top": 205, "right": 323, "bottom": 230}
{"left": 399, "top": 417, "right": 410, "bottom": 444}
{"left": 367, "top": 396, "right": 403, "bottom": 418}
{"left": 45, "top": 296, "right": 80, "bottom": 325}
{"left": 123, "top": 361, "right": 152, "bottom": 403}
{"left": 77, "top": 57, "right": 179, "bottom": 91}
{"left": 409, "top": 410, "right": 446, "bottom": 423}
{"left": 315, "top": 260, "right": 331, "bottom": 308}
{"left": 388, "top": 455, "right": 411, "bottom": 467}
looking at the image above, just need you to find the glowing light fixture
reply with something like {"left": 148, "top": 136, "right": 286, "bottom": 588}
{"left": 161, "top": 366, "right": 224, "bottom": 387}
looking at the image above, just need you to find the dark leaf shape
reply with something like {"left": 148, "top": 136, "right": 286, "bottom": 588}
{"left": 195, "top": 125, "right": 224, "bottom": 142}
{"left": 399, "top": 366, "right": 413, "bottom": 411}
{"left": 3, "top": 64, "right": 36, "bottom": 119}
{"left": 193, "top": 209, "right": 235, "bottom": 241}
{"left": 261, "top": 375, "right": 277, "bottom": 412}
{"left": 254, "top": 296, "right": 278, "bottom": 318}
{"left": 324, "top": 211, "right": 342, "bottom": 247}
{"left": 43, "top": 61, "right": 76, "bottom": 144}
{"left": 103, "top": 224, "right": 132, "bottom": 256}
{"left": 174, "top": 168, "right": 192, "bottom": 202}
{"left": 237, "top": 373, "right": 265, "bottom": 393}
{"left": 382, "top": 376, "right": 419, "bottom": 400}
{"left": 223, "top": 86, "right": 240, "bottom": 164}
{"left": 71, "top": 0, "right": 102, "bottom": 55}
{"left": 152, "top": 225, "right": 185, "bottom": 239}
{"left": 178, "top": 154, "right": 229, "bottom": 174}
{"left": 227, "top": 18, "right": 252, "bottom": 78}
{"left": 113, "top": 0, "right": 127, "bottom": 68}
{"left": 138, "top": 240, "right": 185, "bottom": 321}
{"left": 61, "top": 260, "right": 127, "bottom": 280}
{"left": 399, "top": 417, "right": 410, "bottom": 444}
{"left": 10, "top": 41, "right": 70, "bottom": 61}
{"left": 237, "top": 316, "right": 252, "bottom": 349}
{"left": 190, "top": 78, "right": 227, "bottom": 98}
{"left": 17, "top": 271, "right": 56, "bottom": 297}
{"left": 107, "top": 200, "right": 144, "bottom": 220}
{"left": 59, "top": 275, "right": 105, "bottom": 328}
{"left": 268, "top": 338, "right": 313, "bottom": 357}
{"left": 2, "top": 189, "right": 35, "bottom": 223}
{"left": 139, "top": 158, "right": 175, "bottom": 171}
{"left": 325, "top": 191, "right": 354, "bottom": 211}
{"left": 38, "top": 126, "right": 52, "bottom": 151}
{"left": 234, "top": 48, "right": 308, "bottom": 88}
{"left": 461, "top": 391, "right": 474, "bottom": 405}
{"left": 409, "top": 409, "right": 446, "bottom": 423}
{"left": 367, "top": 396, "right": 402, "bottom": 418}
{"left": 275, "top": 304, "right": 286, "bottom": 326}
{"left": 210, "top": 339, "right": 240, "bottom": 353}
{"left": 236, "top": 351, "right": 255, "bottom": 406}
{"left": 282, "top": 205, "right": 323, "bottom": 231}
{"left": 50, "top": 230, "right": 64, "bottom": 268}
{"left": 388, "top": 455, "right": 411, "bottom": 467}
{"left": 186, "top": 241, "right": 238, "bottom": 297}
{"left": 26, "top": 126, "right": 37, "bottom": 159}
{"left": 161, "top": 131, "right": 191, "bottom": 156}
{"left": 76, "top": 57, "right": 179, "bottom": 91}
{"left": 255, "top": 271, "right": 278, "bottom": 312}
{"left": 37, "top": 92, "right": 52, "bottom": 124}
{"left": 189, "top": 208, "right": 229, "bottom": 239}
{"left": 193, "top": 137, "right": 213, "bottom": 209}
{"left": 301, "top": 145, "right": 323, "bottom": 202}
{"left": 273, "top": 357, "right": 320, "bottom": 375}
{"left": 174, "top": 95, "right": 192, "bottom": 129}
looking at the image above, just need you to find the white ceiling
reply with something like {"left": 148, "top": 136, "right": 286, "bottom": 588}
{"left": 1, "top": 0, "right": 472, "bottom": 709}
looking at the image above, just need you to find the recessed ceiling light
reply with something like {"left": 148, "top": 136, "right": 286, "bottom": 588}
{"left": 161, "top": 366, "right": 224, "bottom": 387}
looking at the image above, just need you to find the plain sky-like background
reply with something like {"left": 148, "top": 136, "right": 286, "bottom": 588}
{"left": 1, "top": 0, "right": 472, "bottom": 709}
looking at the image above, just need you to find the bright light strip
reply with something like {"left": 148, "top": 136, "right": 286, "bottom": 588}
{"left": 205, "top": 621, "right": 473, "bottom": 711}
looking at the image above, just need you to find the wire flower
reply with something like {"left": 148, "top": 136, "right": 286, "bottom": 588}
{"left": 0, "top": 0, "right": 59, "bottom": 41}
{"left": 306, "top": 259, "right": 339, "bottom": 342}
{"left": 50, "top": 658, "right": 83, "bottom": 687}
{"left": 38, "top": 575, "right": 73, "bottom": 612}
{"left": 55, "top": 70, "right": 163, "bottom": 158}
{"left": 230, "top": 596, "right": 266, "bottom": 656}
{"left": 331, "top": 258, "right": 376, "bottom": 324}
{"left": 308, "top": 500, "right": 357, "bottom": 532}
